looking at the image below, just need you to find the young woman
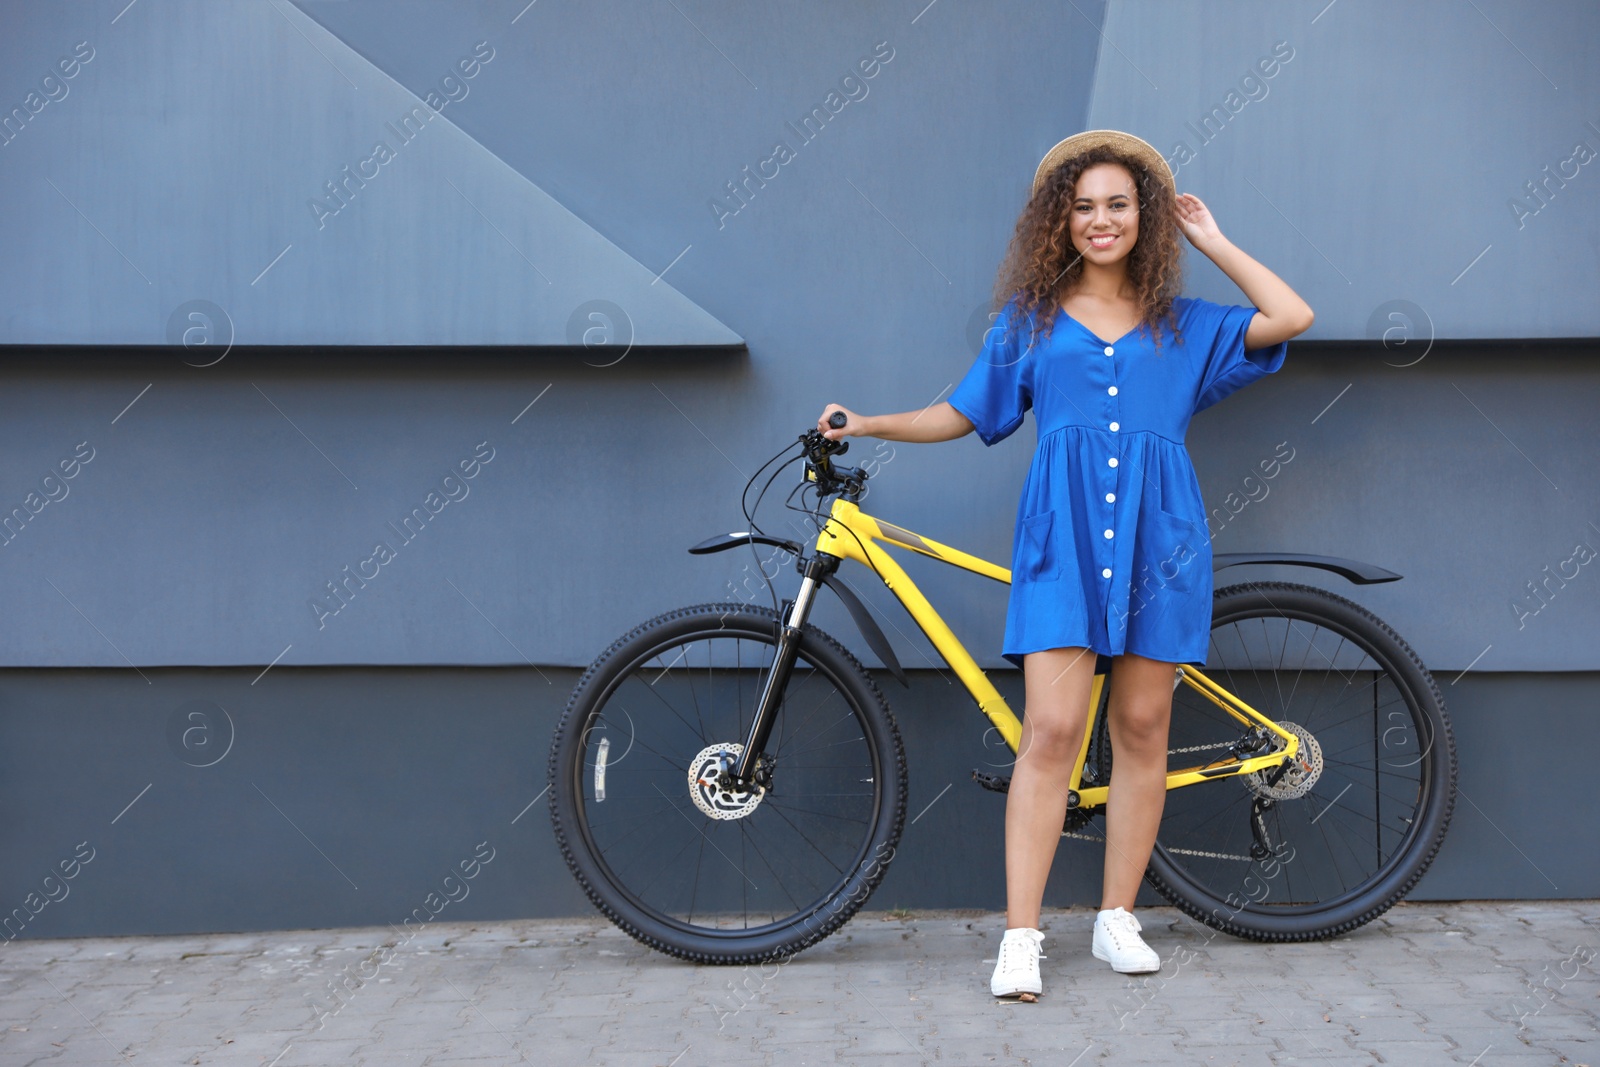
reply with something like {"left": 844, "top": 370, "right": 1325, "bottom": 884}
{"left": 816, "top": 130, "right": 1313, "bottom": 1001}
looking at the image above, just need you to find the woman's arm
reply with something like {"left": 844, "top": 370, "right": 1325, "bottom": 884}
{"left": 1174, "top": 193, "right": 1315, "bottom": 349}
{"left": 817, "top": 401, "right": 973, "bottom": 443}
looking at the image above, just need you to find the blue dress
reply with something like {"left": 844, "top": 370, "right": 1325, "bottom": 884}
{"left": 948, "top": 295, "right": 1288, "bottom": 668}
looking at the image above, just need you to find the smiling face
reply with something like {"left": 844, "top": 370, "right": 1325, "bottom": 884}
{"left": 1068, "top": 162, "right": 1140, "bottom": 266}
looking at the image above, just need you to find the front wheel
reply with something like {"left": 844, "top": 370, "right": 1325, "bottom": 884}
{"left": 1144, "top": 581, "right": 1457, "bottom": 941}
{"left": 548, "top": 603, "right": 907, "bottom": 964}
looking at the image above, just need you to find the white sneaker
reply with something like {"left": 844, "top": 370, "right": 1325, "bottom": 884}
{"left": 1092, "top": 907, "right": 1160, "bottom": 973}
{"left": 990, "top": 927, "right": 1046, "bottom": 998}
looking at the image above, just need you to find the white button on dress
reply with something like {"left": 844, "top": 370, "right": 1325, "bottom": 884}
{"left": 1106, "top": 492, "right": 1115, "bottom": 502}
{"left": 1102, "top": 567, "right": 1113, "bottom": 578}
{"left": 1109, "top": 422, "right": 1119, "bottom": 431}
{"left": 1108, "top": 386, "right": 1118, "bottom": 396}
{"left": 1103, "top": 529, "right": 1114, "bottom": 539}
{"left": 1107, "top": 457, "right": 1118, "bottom": 468}
{"left": 1104, "top": 346, "right": 1114, "bottom": 356}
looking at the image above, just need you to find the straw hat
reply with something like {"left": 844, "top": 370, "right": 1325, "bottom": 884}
{"left": 1032, "top": 129, "right": 1174, "bottom": 199}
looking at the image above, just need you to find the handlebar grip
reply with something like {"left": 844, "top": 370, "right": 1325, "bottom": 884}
{"left": 828, "top": 410, "right": 847, "bottom": 429}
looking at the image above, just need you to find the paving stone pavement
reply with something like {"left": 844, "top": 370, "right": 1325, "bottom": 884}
{"left": 1, "top": 901, "right": 1596, "bottom": 1066}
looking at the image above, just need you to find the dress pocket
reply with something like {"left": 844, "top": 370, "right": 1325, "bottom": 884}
{"left": 1136, "top": 506, "right": 1205, "bottom": 593}
{"left": 1018, "top": 510, "right": 1062, "bottom": 583}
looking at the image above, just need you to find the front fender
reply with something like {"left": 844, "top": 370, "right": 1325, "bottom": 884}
{"left": 1212, "top": 552, "right": 1401, "bottom": 585}
{"left": 821, "top": 574, "right": 909, "bottom": 688}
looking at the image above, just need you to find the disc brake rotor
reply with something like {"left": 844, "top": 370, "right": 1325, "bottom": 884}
{"left": 1243, "top": 721, "right": 1324, "bottom": 801}
{"left": 688, "top": 742, "right": 767, "bottom": 820}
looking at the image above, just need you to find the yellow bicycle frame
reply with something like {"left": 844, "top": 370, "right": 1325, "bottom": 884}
{"left": 811, "top": 497, "right": 1300, "bottom": 810}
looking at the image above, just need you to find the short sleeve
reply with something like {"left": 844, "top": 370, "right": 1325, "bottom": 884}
{"left": 949, "top": 300, "right": 1034, "bottom": 446}
{"left": 1186, "top": 297, "right": 1288, "bottom": 414}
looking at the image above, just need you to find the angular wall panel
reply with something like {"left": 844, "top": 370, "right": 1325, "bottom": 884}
{"left": 0, "top": 1, "right": 741, "bottom": 347}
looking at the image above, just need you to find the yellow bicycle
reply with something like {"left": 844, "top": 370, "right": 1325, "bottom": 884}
{"left": 548, "top": 415, "right": 1456, "bottom": 963}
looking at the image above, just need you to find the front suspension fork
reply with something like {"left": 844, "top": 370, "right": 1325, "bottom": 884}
{"left": 732, "top": 553, "right": 836, "bottom": 781}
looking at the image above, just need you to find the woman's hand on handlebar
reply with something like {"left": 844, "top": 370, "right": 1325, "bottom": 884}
{"left": 818, "top": 404, "right": 863, "bottom": 441}
{"left": 818, "top": 401, "right": 975, "bottom": 445}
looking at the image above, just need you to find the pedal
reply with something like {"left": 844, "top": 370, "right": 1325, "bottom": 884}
{"left": 970, "top": 768, "right": 1010, "bottom": 794}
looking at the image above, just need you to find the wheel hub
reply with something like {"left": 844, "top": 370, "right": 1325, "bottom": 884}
{"left": 1243, "top": 721, "right": 1324, "bottom": 800}
{"left": 688, "top": 742, "right": 767, "bottom": 820}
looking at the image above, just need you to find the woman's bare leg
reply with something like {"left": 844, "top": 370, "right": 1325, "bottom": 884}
{"left": 1004, "top": 646, "right": 1098, "bottom": 929}
{"left": 1100, "top": 652, "right": 1178, "bottom": 911}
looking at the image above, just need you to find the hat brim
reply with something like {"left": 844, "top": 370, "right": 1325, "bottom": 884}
{"left": 1033, "top": 130, "right": 1174, "bottom": 199}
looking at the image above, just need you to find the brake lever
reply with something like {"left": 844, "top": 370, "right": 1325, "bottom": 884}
{"left": 800, "top": 428, "right": 849, "bottom": 457}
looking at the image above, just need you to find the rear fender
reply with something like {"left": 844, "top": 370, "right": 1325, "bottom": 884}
{"left": 1212, "top": 552, "right": 1401, "bottom": 585}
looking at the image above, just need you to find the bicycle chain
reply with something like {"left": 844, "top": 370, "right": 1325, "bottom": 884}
{"left": 1062, "top": 831, "right": 1248, "bottom": 863}
{"left": 1166, "top": 740, "right": 1239, "bottom": 755}
{"left": 1163, "top": 845, "right": 1255, "bottom": 862}
{"left": 1060, "top": 739, "right": 1267, "bottom": 859}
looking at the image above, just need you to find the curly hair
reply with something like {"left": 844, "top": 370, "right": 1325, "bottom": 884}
{"left": 990, "top": 144, "right": 1184, "bottom": 353}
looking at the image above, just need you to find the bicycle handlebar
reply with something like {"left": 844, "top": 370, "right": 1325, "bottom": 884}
{"left": 801, "top": 410, "right": 868, "bottom": 500}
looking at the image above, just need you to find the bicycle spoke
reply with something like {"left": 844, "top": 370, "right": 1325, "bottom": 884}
{"left": 647, "top": 642, "right": 712, "bottom": 742}
{"left": 770, "top": 671, "right": 842, "bottom": 757}
{"left": 778, "top": 664, "right": 827, "bottom": 724}
{"left": 783, "top": 733, "right": 870, "bottom": 760}
{"left": 739, "top": 819, "right": 806, "bottom": 917}
{"left": 762, "top": 800, "right": 872, "bottom": 824}
{"left": 629, "top": 662, "right": 716, "bottom": 744}
{"left": 1306, "top": 696, "right": 1407, "bottom": 739}
{"left": 687, "top": 832, "right": 707, "bottom": 925}
{"left": 761, "top": 798, "right": 850, "bottom": 879}
{"left": 597, "top": 726, "right": 691, "bottom": 776}
{"left": 620, "top": 817, "right": 706, "bottom": 902}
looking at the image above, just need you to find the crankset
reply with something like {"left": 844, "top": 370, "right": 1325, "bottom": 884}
{"left": 971, "top": 769, "right": 1099, "bottom": 836}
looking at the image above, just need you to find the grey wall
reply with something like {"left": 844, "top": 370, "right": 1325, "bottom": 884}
{"left": 1089, "top": 0, "right": 1600, "bottom": 340}
{"left": 1, "top": 667, "right": 1591, "bottom": 942}
{"left": 4, "top": 345, "right": 1594, "bottom": 674}
{"left": 0, "top": 2, "right": 741, "bottom": 347}
{"left": 0, "top": 0, "right": 1596, "bottom": 933}
{"left": 6, "top": 0, "right": 1597, "bottom": 345}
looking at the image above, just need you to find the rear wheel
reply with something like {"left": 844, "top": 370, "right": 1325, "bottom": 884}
{"left": 548, "top": 603, "right": 907, "bottom": 963}
{"left": 1143, "top": 581, "right": 1456, "bottom": 940}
